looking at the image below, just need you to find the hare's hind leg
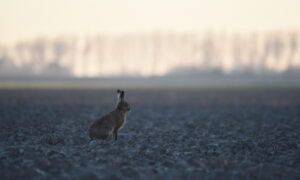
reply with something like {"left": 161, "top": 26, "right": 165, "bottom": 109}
{"left": 92, "top": 128, "right": 109, "bottom": 141}
{"left": 99, "top": 133, "right": 109, "bottom": 140}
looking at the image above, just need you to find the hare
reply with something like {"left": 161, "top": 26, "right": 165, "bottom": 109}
{"left": 89, "top": 89, "right": 130, "bottom": 141}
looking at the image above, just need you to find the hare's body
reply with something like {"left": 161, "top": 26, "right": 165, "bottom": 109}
{"left": 89, "top": 90, "right": 130, "bottom": 141}
{"left": 89, "top": 110, "right": 126, "bottom": 140}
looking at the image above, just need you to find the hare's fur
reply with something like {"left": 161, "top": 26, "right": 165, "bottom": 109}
{"left": 89, "top": 90, "right": 130, "bottom": 141}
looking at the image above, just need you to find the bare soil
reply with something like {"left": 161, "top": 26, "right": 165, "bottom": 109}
{"left": 0, "top": 89, "right": 300, "bottom": 180}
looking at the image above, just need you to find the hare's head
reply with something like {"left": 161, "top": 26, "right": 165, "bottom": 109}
{"left": 116, "top": 89, "right": 130, "bottom": 112}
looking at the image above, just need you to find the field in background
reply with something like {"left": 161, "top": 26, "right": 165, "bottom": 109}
{"left": 1, "top": 88, "right": 300, "bottom": 105}
{"left": 1, "top": 76, "right": 300, "bottom": 89}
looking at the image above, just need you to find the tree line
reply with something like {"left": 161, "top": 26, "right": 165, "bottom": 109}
{"left": 0, "top": 31, "right": 299, "bottom": 78}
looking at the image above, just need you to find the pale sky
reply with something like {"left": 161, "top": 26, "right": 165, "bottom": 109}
{"left": 0, "top": 0, "right": 300, "bottom": 45}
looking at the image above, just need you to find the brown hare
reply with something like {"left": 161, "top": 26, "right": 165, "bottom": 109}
{"left": 89, "top": 89, "right": 130, "bottom": 141}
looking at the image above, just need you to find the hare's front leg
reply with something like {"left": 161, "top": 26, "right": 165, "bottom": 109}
{"left": 113, "top": 128, "right": 118, "bottom": 140}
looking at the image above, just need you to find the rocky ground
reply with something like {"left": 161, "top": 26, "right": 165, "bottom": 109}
{"left": 0, "top": 89, "right": 300, "bottom": 180}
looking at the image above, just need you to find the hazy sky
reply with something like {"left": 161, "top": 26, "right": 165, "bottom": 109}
{"left": 1, "top": 0, "right": 300, "bottom": 45}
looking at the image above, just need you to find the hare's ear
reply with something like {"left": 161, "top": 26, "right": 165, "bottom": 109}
{"left": 120, "top": 90, "right": 125, "bottom": 100}
{"left": 117, "top": 89, "right": 122, "bottom": 103}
